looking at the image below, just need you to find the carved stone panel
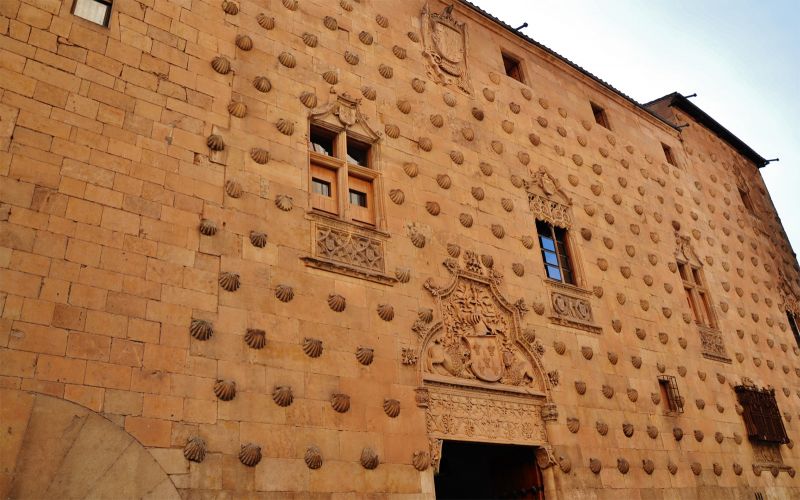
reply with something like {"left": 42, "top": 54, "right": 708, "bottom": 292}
{"left": 420, "top": 3, "right": 471, "bottom": 94}
{"left": 425, "top": 385, "right": 548, "bottom": 446}
{"left": 699, "top": 326, "right": 732, "bottom": 363}
{"left": 525, "top": 166, "right": 573, "bottom": 229}
{"left": 547, "top": 282, "right": 601, "bottom": 334}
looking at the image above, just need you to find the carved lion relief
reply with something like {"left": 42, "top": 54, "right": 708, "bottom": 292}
{"left": 420, "top": 3, "right": 472, "bottom": 94}
{"left": 525, "top": 166, "right": 573, "bottom": 229}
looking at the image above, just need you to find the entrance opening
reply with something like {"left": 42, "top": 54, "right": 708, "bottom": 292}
{"left": 434, "top": 440, "right": 544, "bottom": 499}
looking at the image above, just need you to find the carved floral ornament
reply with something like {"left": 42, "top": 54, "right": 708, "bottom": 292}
{"left": 415, "top": 250, "right": 552, "bottom": 447}
{"left": 524, "top": 166, "right": 573, "bottom": 229}
{"left": 309, "top": 89, "right": 381, "bottom": 144}
{"left": 420, "top": 2, "right": 472, "bottom": 94}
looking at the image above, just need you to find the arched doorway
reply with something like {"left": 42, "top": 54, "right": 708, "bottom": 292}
{"left": 1, "top": 389, "right": 180, "bottom": 499}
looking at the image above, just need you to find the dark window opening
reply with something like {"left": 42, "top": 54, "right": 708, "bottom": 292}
{"left": 536, "top": 220, "right": 574, "bottom": 285}
{"left": 72, "top": 0, "right": 112, "bottom": 26}
{"left": 346, "top": 137, "right": 370, "bottom": 167}
{"left": 309, "top": 125, "right": 336, "bottom": 156}
{"left": 788, "top": 311, "right": 800, "bottom": 348}
{"left": 502, "top": 53, "right": 524, "bottom": 83}
{"left": 735, "top": 385, "right": 789, "bottom": 444}
{"left": 311, "top": 178, "right": 332, "bottom": 197}
{"left": 740, "top": 187, "right": 754, "bottom": 214}
{"left": 662, "top": 142, "right": 676, "bottom": 166}
{"left": 678, "top": 261, "right": 715, "bottom": 329}
{"left": 591, "top": 102, "right": 610, "bottom": 129}
{"left": 658, "top": 375, "right": 684, "bottom": 413}
{"left": 349, "top": 189, "right": 367, "bottom": 207}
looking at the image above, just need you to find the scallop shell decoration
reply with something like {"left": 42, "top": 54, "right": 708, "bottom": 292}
{"left": 184, "top": 436, "right": 206, "bottom": 463}
{"left": 479, "top": 162, "right": 493, "bottom": 176}
{"left": 483, "top": 87, "right": 495, "bottom": 102}
{"left": 602, "top": 384, "right": 614, "bottom": 399}
{"left": 330, "top": 393, "right": 350, "bottom": 413}
{"left": 359, "top": 85, "right": 376, "bottom": 101}
{"left": 250, "top": 231, "right": 267, "bottom": 248}
{"left": 501, "top": 198, "right": 514, "bottom": 212}
{"left": 239, "top": 443, "right": 262, "bottom": 467}
{"left": 392, "top": 45, "right": 407, "bottom": 59}
{"left": 425, "top": 201, "right": 440, "bottom": 216}
{"left": 250, "top": 148, "right": 269, "bottom": 164}
{"left": 388, "top": 189, "right": 405, "bottom": 205}
{"left": 275, "top": 194, "right": 293, "bottom": 211}
{"left": 502, "top": 120, "right": 514, "bottom": 134}
{"left": 397, "top": 100, "right": 411, "bottom": 114}
{"left": 418, "top": 137, "right": 432, "bottom": 151}
{"left": 449, "top": 150, "right": 464, "bottom": 165}
{"left": 589, "top": 458, "right": 602, "bottom": 474}
{"left": 222, "top": 0, "right": 239, "bottom": 14}
{"left": 668, "top": 461, "right": 678, "bottom": 475}
{"left": 385, "top": 124, "right": 400, "bottom": 138}
{"left": 553, "top": 341, "right": 566, "bottom": 355}
{"left": 275, "top": 284, "right": 294, "bottom": 302}
{"left": 512, "top": 263, "right": 524, "bottom": 277}
{"left": 256, "top": 13, "right": 275, "bottom": 30}
{"left": 211, "top": 56, "right": 231, "bottom": 75}
{"left": 383, "top": 398, "right": 400, "bottom": 418}
{"left": 646, "top": 425, "right": 658, "bottom": 439}
{"left": 461, "top": 127, "right": 475, "bottom": 141}
{"left": 302, "top": 337, "right": 323, "bottom": 358}
{"left": 410, "top": 231, "right": 426, "bottom": 248}
{"left": 272, "top": 385, "right": 294, "bottom": 407}
{"left": 691, "top": 462, "right": 702, "bottom": 476}
{"left": 443, "top": 92, "right": 457, "bottom": 107}
{"left": 643, "top": 459, "right": 655, "bottom": 475}
{"left": 235, "top": 34, "right": 253, "bottom": 51}
{"left": 327, "top": 293, "right": 346, "bottom": 312}
{"left": 356, "top": 346, "right": 374, "bottom": 365}
{"left": 491, "top": 224, "right": 505, "bottom": 239}
{"left": 225, "top": 179, "right": 242, "bottom": 198}
{"left": 219, "top": 272, "right": 240, "bottom": 292}
{"left": 299, "top": 91, "right": 317, "bottom": 109}
{"left": 375, "top": 13, "right": 389, "bottom": 27}
{"left": 596, "top": 420, "right": 609, "bottom": 436}
{"left": 323, "top": 71, "right": 339, "bottom": 85}
{"left": 472, "top": 107, "right": 485, "bottom": 121}
{"left": 623, "top": 422, "right": 634, "bottom": 437}
{"left": 396, "top": 268, "right": 411, "bottom": 283}
{"left": 403, "top": 163, "right": 418, "bottom": 177}
{"left": 199, "top": 219, "right": 217, "bottom": 236}
{"left": 412, "top": 451, "right": 430, "bottom": 471}
{"left": 244, "top": 328, "right": 266, "bottom": 349}
{"left": 412, "top": 78, "right": 426, "bottom": 93}
{"left": 207, "top": 134, "right": 225, "bottom": 151}
{"left": 282, "top": 0, "right": 298, "bottom": 10}
{"left": 305, "top": 446, "right": 323, "bottom": 469}
{"left": 361, "top": 447, "right": 379, "bottom": 470}
{"left": 213, "top": 379, "right": 236, "bottom": 401}
{"left": 253, "top": 76, "right": 271, "bottom": 92}
{"left": 574, "top": 381, "right": 587, "bottom": 395}
{"left": 459, "top": 213, "right": 473, "bottom": 228}
{"left": 430, "top": 114, "right": 444, "bottom": 127}
{"left": 436, "top": 174, "right": 452, "bottom": 189}
{"left": 617, "top": 458, "right": 630, "bottom": 474}
{"left": 278, "top": 51, "right": 296, "bottom": 68}
{"left": 190, "top": 319, "right": 213, "bottom": 341}
{"left": 581, "top": 346, "right": 593, "bottom": 360}
{"left": 521, "top": 236, "right": 535, "bottom": 249}
{"left": 359, "top": 31, "right": 373, "bottom": 45}
{"left": 471, "top": 187, "right": 485, "bottom": 200}
{"left": 276, "top": 119, "right": 295, "bottom": 136}
{"left": 407, "top": 31, "right": 420, "bottom": 42}
{"left": 377, "top": 303, "right": 394, "bottom": 321}
{"left": 378, "top": 64, "right": 393, "bottom": 79}
{"left": 673, "top": 427, "right": 684, "bottom": 441}
{"left": 323, "top": 15, "right": 338, "bottom": 30}
{"left": 228, "top": 100, "right": 247, "bottom": 118}
{"left": 344, "top": 50, "right": 359, "bottom": 65}
{"left": 491, "top": 141, "right": 503, "bottom": 154}
{"left": 567, "top": 417, "right": 580, "bottom": 433}
{"left": 480, "top": 254, "right": 494, "bottom": 268}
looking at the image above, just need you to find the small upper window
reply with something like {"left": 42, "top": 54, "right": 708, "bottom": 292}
{"left": 536, "top": 220, "right": 575, "bottom": 285}
{"left": 661, "top": 142, "right": 677, "bottom": 166}
{"left": 788, "top": 311, "right": 800, "bottom": 348}
{"left": 502, "top": 53, "right": 524, "bottom": 83}
{"left": 739, "top": 187, "right": 754, "bottom": 214}
{"left": 591, "top": 102, "right": 610, "bottom": 129}
{"left": 72, "top": 0, "right": 112, "bottom": 26}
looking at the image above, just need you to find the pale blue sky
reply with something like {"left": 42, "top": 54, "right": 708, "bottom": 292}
{"left": 471, "top": 0, "right": 800, "bottom": 254}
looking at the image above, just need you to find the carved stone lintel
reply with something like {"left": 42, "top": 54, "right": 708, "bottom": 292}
{"left": 541, "top": 402, "right": 558, "bottom": 422}
{"left": 547, "top": 282, "right": 601, "bottom": 334}
{"left": 420, "top": 3, "right": 471, "bottom": 94}
{"left": 699, "top": 326, "right": 732, "bottom": 363}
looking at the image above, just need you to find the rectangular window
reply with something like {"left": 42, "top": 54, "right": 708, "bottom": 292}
{"left": 72, "top": 0, "right": 112, "bottom": 26}
{"left": 739, "top": 187, "right": 754, "bottom": 214}
{"left": 735, "top": 385, "right": 789, "bottom": 444}
{"left": 536, "top": 220, "right": 574, "bottom": 285}
{"left": 661, "top": 142, "right": 676, "bottom": 166}
{"left": 658, "top": 375, "right": 684, "bottom": 413}
{"left": 591, "top": 102, "right": 610, "bottom": 129}
{"left": 502, "top": 53, "right": 524, "bottom": 83}
{"left": 346, "top": 137, "right": 370, "bottom": 167}
{"left": 788, "top": 311, "right": 800, "bottom": 348}
{"left": 310, "top": 165, "right": 338, "bottom": 214}
{"left": 678, "top": 262, "right": 715, "bottom": 329}
{"left": 347, "top": 176, "right": 374, "bottom": 225}
{"left": 309, "top": 125, "right": 337, "bottom": 157}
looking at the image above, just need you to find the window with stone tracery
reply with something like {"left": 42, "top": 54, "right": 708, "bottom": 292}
{"left": 678, "top": 261, "right": 716, "bottom": 330}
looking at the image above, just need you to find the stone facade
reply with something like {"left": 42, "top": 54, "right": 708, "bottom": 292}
{"left": 1, "top": 0, "right": 799, "bottom": 498}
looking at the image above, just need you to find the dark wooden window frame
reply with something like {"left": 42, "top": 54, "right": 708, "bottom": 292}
{"left": 536, "top": 220, "right": 575, "bottom": 285}
{"left": 734, "top": 385, "right": 789, "bottom": 444}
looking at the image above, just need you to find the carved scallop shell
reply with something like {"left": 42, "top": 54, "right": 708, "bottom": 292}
{"left": 282, "top": 0, "right": 298, "bottom": 10}
{"left": 521, "top": 236, "right": 534, "bottom": 249}
{"left": 589, "top": 458, "right": 602, "bottom": 474}
{"left": 327, "top": 293, "right": 346, "bottom": 312}
{"left": 250, "top": 148, "right": 269, "bottom": 164}
{"left": 694, "top": 430, "right": 704, "bottom": 442}
{"left": 272, "top": 385, "right": 293, "bottom": 407}
{"left": 276, "top": 119, "right": 295, "bottom": 136}
{"left": 343, "top": 50, "right": 359, "bottom": 65}
{"left": 377, "top": 304, "right": 394, "bottom": 322}
{"left": 383, "top": 398, "right": 400, "bottom": 418}
{"left": 691, "top": 462, "right": 702, "bottom": 476}
{"left": 225, "top": 179, "right": 243, "bottom": 199}
{"left": 418, "top": 308, "right": 434, "bottom": 323}
{"left": 235, "top": 34, "right": 253, "bottom": 51}
{"left": 461, "top": 127, "right": 475, "bottom": 141}
{"left": 480, "top": 254, "right": 493, "bottom": 268}
{"left": 356, "top": 346, "right": 374, "bottom": 365}
{"left": 672, "top": 427, "right": 684, "bottom": 441}
{"left": 627, "top": 388, "right": 639, "bottom": 402}
{"left": 228, "top": 100, "right": 247, "bottom": 119}
{"left": 330, "top": 392, "right": 350, "bottom": 413}
{"left": 214, "top": 379, "right": 236, "bottom": 401}
{"left": 567, "top": 417, "right": 580, "bottom": 433}
{"left": 449, "top": 150, "right": 464, "bottom": 165}
{"left": 646, "top": 425, "right": 659, "bottom": 439}
{"left": 537, "top": 116, "right": 548, "bottom": 128}
{"left": 275, "top": 284, "right": 294, "bottom": 303}
{"left": 378, "top": 64, "right": 393, "bottom": 79}
{"left": 301, "top": 338, "right": 323, "bottom": 359}
{"left": 245, "top": 232, "right": 266, "bottom": 250}
{"left": 412, "top": 451, "right": 430, "bottom": 471}
{"left": 297, "top": 91, "right": 318, "bottom": 110}
{"left": 190, "top": 318, "right": 213, "bottom": 341}
{"left": 425, "top": 201, "right": 440, "bottom": 216}
{"left": 410, "top": 231, "right": 426, "bottom": 248}
{"left": 479, "top": 162, "right": 493, "bottom": 176}
{"left": 574, "top": 380, "right": 587, "bottom": 395}
{"left": 491, "top": 141, "right": 504, "bottom": 154}
{"left": 239, "top": 443, "right": 262, "bottom": 467}
{"left": 579, "top": 346, "right": 593, "bottom": 360}
{"left": 517, "top": 151, "right": 530, "bottom": 165}
{"left": 396, "top": 99, "right": 411, "bottom": 114}
{"left": 257, "top": 13, "right": 275, "bottom": 30}
{"left": 521, "top": 87, "right": 532, "bottom": 100}
{"left": 407, "top": 31, "right": 420, "bottom": 42}
{"left": 207, "top": 134, "right": 225, "bottom": 151}
{"left": 384, "top": 124, "right": 400, "bottom": 138}
{"left": 359, "top": 31, "right": 373, "bottom": 45}
{"left": 502, "top": 120, "right": 514, "bottom": 134}
{"left": 642, "top": 459, "right": 655, "bottom": 475}
{"left": 618, "top": 458, "right": 630, "bottom": 474}
{"left": 623, "top": 422, "right": 634, "bottom": 437}
{"left": 392, "top": 45, "right": 407, "bottom": 59}
{"left": 211, "top": 56, "right": 231, "bottom": 74}
{"left": 243, "top": 328, "right": 266, "bottom": 349}
{"left": 554, "top": 341, "right": 566, "bottom": 355}
{"left": 199, "top": 218, "right": 218, "bottom": 236}
{"left": 446, "top": 243, "right": 461, "bottom": 258}
{"left": 471, "top": 186, "right": 485, "bottom": 200}
{"left": 275, "top": 195, "right": 293, "bottom": 212}
{"left": 278, "top": 51, "right": 296, "bottom": 68}
{"left": 596, "top": 420, "right": 609, "bottom": 436}
{"left": 321, "top": 71, "right": 339, "bottom": 85}
{"left": 252, "top": 76, "right": 272, "bottom": 94}
{"left": 512, "top": 263, "right": 524, "bottom": 277}
{"left": 459, "top": 213, "right": 473, "bottom": 227}
{"left": 219, "top": 272, "right": 240, "bottom": 292}
{"left": 395, "top": 268, "right": 410, "bottom": 283}
{"left": 388, "top": 189, "right": 404, "bottom": 205}
{"left": 471, "top": 107, "right": 485, "bottom": 121}
{"left": 305, "top": 446, "right": 323, "bottom": 469}
{"left": 418, "top": 137, "right": 432, "bottom": 151}
{"left": 558, "top": 456, "right": 572, "bottom": 473}
{"left": 500, "top": 198, "right": 514, "bottom": 212}
{"left": 361, "top": 447, "right": 379, "bottom": 469}
{"left": 664, "top": 460, "right": 677, "bottom": 475}
{"left": 184, "top": 436, "right": 206, "bottom": 463}
{"left": 222, "top": 0, "right": 239, "bottom": 14}
{"left": 411, "top": 78, "right": 426, "bottom": 94}
{"left": 483, "top": 87, "right": 495, "bottom": 102}
{"left": 602, "top": 384, "right": 614, "bottom": 399}
{"left": 715, "top": 431, "right": 724, "bottom": 443}
{"left": 432, "top": 174, "right": 451, "bottom": 190}
{"left": 323, "top": 15, "right": 338, "bottom": 30}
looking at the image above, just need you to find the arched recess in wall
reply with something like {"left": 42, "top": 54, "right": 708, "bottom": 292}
{"left": 0, "top": 389, "right": 180, "bottom": 499}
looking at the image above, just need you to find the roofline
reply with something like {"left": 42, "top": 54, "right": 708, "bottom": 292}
{"left": 644, "top": 92, "right": 768, "bottom": 168}
{"left": 457, "top": 1, "right": 679, "bottom": 132}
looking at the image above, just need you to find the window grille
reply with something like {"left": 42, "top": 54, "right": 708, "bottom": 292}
{"left": 658, "top": 375, "right": 684, "bottom": 413}
{"left": 734, "top": 385, "right": 789, "bottom": 444}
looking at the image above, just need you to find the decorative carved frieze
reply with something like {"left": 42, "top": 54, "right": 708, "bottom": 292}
{"left": 302, "top": 221, "right": 396, "bottom": 285}
{"left": 309, "top": 91, "right": 380, "bottom": 142}
{"left": 420, "top": 3, "right": 471, "bottom": 94}
{"left": 525, "top": 166, "right": 573, "bottom": 229}
{"left": 699, "top": 326, "right": 732, "bottom": 363}
{"left": 546, "top": 282, "right": 601, "bottom": 334}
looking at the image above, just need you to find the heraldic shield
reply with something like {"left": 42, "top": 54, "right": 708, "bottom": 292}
{"left": 420, "top": 3, "right": 472, "bottom": 94}
{"left": 464, "top": 333, "right": 504, "bottom": 382}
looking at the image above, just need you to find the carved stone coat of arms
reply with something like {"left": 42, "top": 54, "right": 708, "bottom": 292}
{"left": 420, "top": 3, "right": 472, "bottom": 94}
